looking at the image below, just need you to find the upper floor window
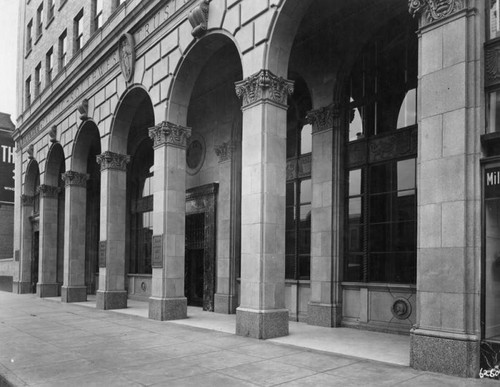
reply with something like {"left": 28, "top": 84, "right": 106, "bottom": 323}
{"left": 36, "top": 3, "right": 43, "bottom": 38}
{"left": 34, "top": 63, "right": 41, "bottom": 97}
{"left": 47, "top": 0, "right": 55, "bottom": 23}
{"left": 25, "top": 76, "right": 32, "bottom": 107}
{"left": 93, "top": 0, "right": 103, "bottom": 32}
{"left": 26, "top": 20, "right": 33, "bottom": 53}
{"left": 46, "top": 48, "right": 53, "bottom": 85}
{"left": 58, "top": 30, "right": 67, "bottom": 70}
{"left": 74, "top": 10, "right": 83, "bottom": 53}
{"left": 489, "top": 0, "right": 500, "bottom": 40}
{"left": 113, "top": 0, "right": 125, "bottom": 10}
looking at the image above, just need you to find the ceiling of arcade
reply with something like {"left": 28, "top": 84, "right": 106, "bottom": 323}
{"left": 288, "top": 0, "right": 411, "bottom": 107}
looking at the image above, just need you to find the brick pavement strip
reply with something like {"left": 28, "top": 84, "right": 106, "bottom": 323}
{"left": 0, "top": 291, "right": 497, "bottom": 387}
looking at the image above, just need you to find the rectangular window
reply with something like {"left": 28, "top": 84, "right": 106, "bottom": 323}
{"left": 113, "top": 0, "right": 125, "bottom": 11}
{"left": 25, "top": 76, "right": 32, "bottom": 107}
{"left": 36, "top": 3, "right": 43, "bottom": 38}
{"left": 47, "top": 0, "right": 55, "bottom": 22}
{"left": 34, "top": 63, "right": 41, "bottom": 97}
{"left": 490, "top": 0, "right": 500, "bottom": 40}
{"left": 93, "top": 0, "right": 103, "bottom": 32}
{"left": 74, "top": 10, "right": 83, "bottom": 53}
{"left": 46, "top": 48, "right": 53, "bottom": 85}
{"left": 58, "top": 30, "right": 67, "bottom": 70}
{"left": 26, "top": 20, "right": 33, "bottom": 53}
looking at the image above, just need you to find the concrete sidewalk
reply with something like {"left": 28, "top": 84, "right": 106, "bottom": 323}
{"left": 0, "top": 292, "right": 495, "bottom": 386}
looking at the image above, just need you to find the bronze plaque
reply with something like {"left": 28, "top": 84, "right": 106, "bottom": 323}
{"left": 152, "top": 235, "right": 163, "bottom": 268}
{"left": 99, "top": 241, "right": 106, "bottom": 268}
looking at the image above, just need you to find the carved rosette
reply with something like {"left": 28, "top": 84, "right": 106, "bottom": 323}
{"left": 306, "top": 104, "right": 340, "bottom": 134}
{"left": 235, "top": 70, "right": 295, "bottom": 107}
{"left": 409, "top": 0, "right": 466, "bottom": 26}
{"left": 148, "top": 122, "right": 192, "bottom": 149}
{"left": 37, "top": 184, "right": 60, "bottom": 198}
{"left": 96, "top": 151, "right": 130, "bottom": 171}
{"left": 21, "top": 194, "right": 34, "bottom": 207}
{"left": 188, "top": 0, "right": 211, "bottom": 38}
{"left": 214, "top": 141, "right": 235, "bottom": 163}
{"left": 61, "top": 171, "right": 89, "bottom": 188}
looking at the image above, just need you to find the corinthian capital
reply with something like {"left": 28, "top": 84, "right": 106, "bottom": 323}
{"left": 235, "top": 70, "right": 294, "bottom": 107}
{"left": 148, "top": 121, "right": 192, "bottom": 149}
{"left": 96, "top": 151, "right": 130, "bottom": 171}
{"left": 306, "top": 104, "right": 340, "bottom": 134}
{"left": 37, "top": 184, "right": 60, "bottom": 198}
{"left": 214, "top": 141, "right": 236, "bottom": 163}
{"left": 409, "top": 0, "right": 466, "bottom": 26}
{"left": 61, "top": 171, "right": 89, "bottom": 187}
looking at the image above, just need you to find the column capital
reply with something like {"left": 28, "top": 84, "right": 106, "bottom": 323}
{"left": 214, "top": 141, "right": 236, "bottom": 163}
{"left": 21, "top": 194, "right": 34, "bottom": 207}
{"left": 61, "top": 171, "right": 89, "bottom": 187}
{"left": 37, "top": 184, "right": 60, "bottom": 198}
{"left": 409, "top": 0, "right": 466, "bottom": 26}
{"left": 148, "top": 121, "right": 192, "bottom": 149}
{"left": 235, "top": 70, "right": 294, "bottom": 108}
{"left": 96, "top": 151, "right": 130, "bottom": 171}
{"left": 306, "top": 104, "right": 340, "bottom": 134}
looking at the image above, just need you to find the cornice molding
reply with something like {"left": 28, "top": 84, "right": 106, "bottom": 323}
{"left": 235, "top": 70, "right": 294, "bottom": 108}
{"left": 148, "top": 121, "right": 192, "bottom": 149}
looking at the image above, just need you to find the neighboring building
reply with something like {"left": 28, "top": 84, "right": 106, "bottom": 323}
{"left": 0, "top": 113, "right": 15, "bottom": 291}
{"left": 12, "top": 0, "right": 500, "bottom": 379}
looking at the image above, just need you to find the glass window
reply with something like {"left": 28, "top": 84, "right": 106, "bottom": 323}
{"left": 46, "top": 48, "right": 53, "bottom": 85}
{"left": 93, "top": 0, "right": 103, "bottom": 32}
{"left": 47, "top": 0, "right": 55, "bottom": 22}
{"left": 489, "top": 0, "right": 500, "bottom": 40}
{"left": 34, "top": 63, "right": 41, "bottom": 97}
{"left": 26, "top": 20, "right": 33, "bottom": 53}
{"left": 36, "top": 3, "right": 43, "bottom": 38}
{"left": 25, "top": 76, "right": 32, "bottom": 107}
{"left": 397, "top": 89, "right": 417, "bottom": 129}
{"left": 59, "top": 30, "right": 67, "bottom": 70}
{"left": 74, "top": 10, "right": 83, "bottom": 53}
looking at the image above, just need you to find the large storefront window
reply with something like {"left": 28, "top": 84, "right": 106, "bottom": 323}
{"left": 345, "top": 16, "right": 418, "bottom": 285}
{"left": 285, "top": 76, "right": 312, "bottom": 280}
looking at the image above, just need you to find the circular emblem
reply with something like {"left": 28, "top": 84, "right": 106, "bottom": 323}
{"left": 186, "top": 133, "right": 205, "bottom": 175}
{"left": 391, "top": 298, "right": 412, "bottom": 320}
{"left": 119, "top": 33, "right": 135, "bottom": 83}
{"left": 140, "top": 282, "right": 147, "bottom": 292}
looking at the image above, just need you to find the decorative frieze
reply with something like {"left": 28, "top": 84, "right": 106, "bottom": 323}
{"left": 188, "top": 0, "right": 211, "bottom": 38}
{"left": 409, "top": 0, "right": 466, "bottom": 26}
{"left": 37, "top": 184, "right": 60, "bottom": 198}
{"left": 61, "top": 171, "right": 89, "bottom": 187}
{"left": 21, "top": 194, "right": 34, "bottom": 207}
{"left": 148, "top": 121, "right": 192, "bottom": 149}
{"left": 96, "top": 151, "right": 130, "bottom": 171}
{"left": 235, "top": 70, "right": 294, "bottom": 107}
{"left": 306, "top": 104, "right": 340, "bottom": 133}
{"left": 214, "top": 141, "right": 235, "bottom": 163}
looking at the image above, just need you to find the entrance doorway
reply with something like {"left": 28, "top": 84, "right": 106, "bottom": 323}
{"left": 31, "top": 229, "right": 39, "bottom": 294}
{"left": 185, "top": 214, "right": 205, "bottom": 307}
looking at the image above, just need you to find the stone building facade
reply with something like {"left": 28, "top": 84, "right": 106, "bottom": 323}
{"left": 12, "top": 0, "right": 498, "bottom": 379}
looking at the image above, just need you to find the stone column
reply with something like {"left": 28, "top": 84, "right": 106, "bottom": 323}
{"left": 148, "top": 122, "right": 191, "bottom": 320}
{"left": 408, "top": 1, "right": 480, "bottom": 377}
{"left": 234, "top": 70, "right": 294, "bottom": 339}
{"left": 36, "top": 184, "right": 60, "bottom": 297}
{"left": 214, "top": 141, "right": 239, "bottom": 314}
{"left": 96, "top": 151, "right": 130, "bottom": 309}
{"left": 14, "top": 195, "right": 34, "bottom": 294}
{"left": 61, "top": 171, "right": 88, "bottom": 302}
{"left": 306, "top": 104, "right": 343, "bottom": 327}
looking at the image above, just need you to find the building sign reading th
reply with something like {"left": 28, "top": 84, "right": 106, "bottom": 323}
{"left": 485, "top": 167, "right": 500, "bottom": 199}
{"left": 0, "top": 130, "right": 14, "bottom": 203}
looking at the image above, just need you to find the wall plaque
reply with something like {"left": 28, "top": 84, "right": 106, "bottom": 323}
{"left": 152, "top": 235, "right": 163, "bottom": 268}
{"left": 99, "top": 241, "right": 107, "bottom": 268}
{"left": 118, "top": 33, "right": 135, "bottom": 83}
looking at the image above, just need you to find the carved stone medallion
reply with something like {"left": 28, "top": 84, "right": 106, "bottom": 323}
{"left": 118, "top": 33, "right": 135, "bottom": 83}
{"left": 391, "top": 298, "right": 412, "bottom": 320}
{"left": 186, "top": 132, "right": 206, "bottom": 175}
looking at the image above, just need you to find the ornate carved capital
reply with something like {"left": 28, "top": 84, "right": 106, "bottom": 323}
{"left": 21, "top": 194, "right": 34, "bottom": 207}
{"left": 148, "top": 122, "right": 192, "bottom": 149}
{"left": 214, "top": 141, "right": 236, "bottom": 163}
{"left": 235, "top": 70, "right": 294, "bottom": 107}
{"left": 96, "top": 151, "right": 130, "bottom": 171}
{"left": 409, "top": 0, "right": 466, "bottom": 26}
{"left": 306, "top": 104, "right": 340, "bottom": 134}
{"left": 61, "top": 171, "right": 89, "bottom": 187}
{"left": 188, "top": 0, "right": 211, "bottom": 38}
{"left": 37, "top": 184, "right": 60, "bottom": 198}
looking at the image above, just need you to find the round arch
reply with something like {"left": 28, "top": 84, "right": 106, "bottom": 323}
{"left": 45, "top": 143, "right": 65, "bottom": 187}
{"left": 71, "top": 120, "right": 102, "bottom": 173}
{"left": 24, "top": 159, "right": 40, "bottom": 196}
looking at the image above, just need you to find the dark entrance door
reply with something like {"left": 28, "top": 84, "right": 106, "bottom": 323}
{"left": 185, "top": 213, "right": 205, "bottom": 308}
{"left": 31, "top": 230, "right": 39, "bottom": 294}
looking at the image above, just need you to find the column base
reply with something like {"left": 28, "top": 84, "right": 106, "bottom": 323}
{"left": 307, "top": 302, "right": 342, "bottom": 327}
{"left": 61, "top": 286, "right": 87, "bottom": 303}
{"left": 12, "top": 281, "right": 32, "bottom": 294}
{"left": 236, "top": 307, "right": 289, "bottom": 339}
{"left": 214, "top": 293, "right": 238, "bottom": 314}
{"left": 410, "top": 328, "right": 479, "bottom": 377}
{"left": 96, "top": 290, "right": 127, "bottom": 310}
{"left": 36, "top": 283, "right": 60, "bottom": 298}
{"left": 149, "top": 297, "right": 187, "bottom": 321}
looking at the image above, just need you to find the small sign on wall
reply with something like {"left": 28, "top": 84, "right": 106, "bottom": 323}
{"left": 152, "top": 235, "right": 163, "bottom": 268}
{"left": 485, "top": 167, "right": 500, "bottom": 199}
{"left": 99, "top": 241, "right": 106, "bottom": 268}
